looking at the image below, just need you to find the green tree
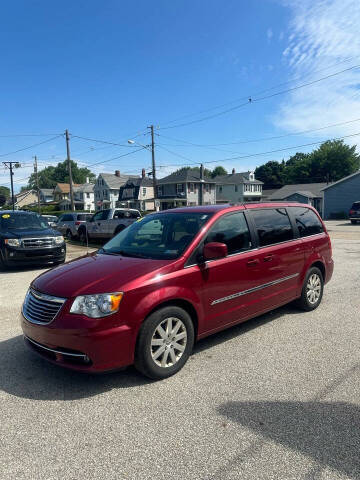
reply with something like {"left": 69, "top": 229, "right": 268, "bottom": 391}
{"left": 26, "top": 160, "right": 96, "bottom": 189}
{"left": 211, "top": 166, "right": 228, "bottom": 178}
{"left": 254, "top": 161, "right": 285, "bottom": 186}
{"left": 0, "top": 186, "right": 10, "bottom": 199}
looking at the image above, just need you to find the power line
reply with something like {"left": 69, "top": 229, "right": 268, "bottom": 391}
{"left": 71, "top": 130, "right": 148, "bottom": 148}
{"left": 0, "top": 133, "right": 62, "bottom": 138}
{"left": 86, "top": 147, "right": 146, "bottom": 168}
{"left": 156, "top": 116, "right": 360, "bottom": 147}
{"left": 159, "top": 64, "right": 360, "bottom": 130}
{"left": 159, "top": 56, "right": 359, "bottom": 128}
{"left": 0, "top": 135, "right": 63, "bottom": 158}
{"left": 156, "top": 131, "right": 360, "bottom": 168}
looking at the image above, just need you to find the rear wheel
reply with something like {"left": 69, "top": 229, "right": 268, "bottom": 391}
{"left": 78, "top": 228, "right": 89, "bottom": 244}
{"left": 134, "top": 306, "right": 195, "bottom": 380}
{"left": 296, "top": 267, "right": 324, "bottom": 311}
{"left": 114, "top": 224, "right": 126, "bottom": 235}
{"left": 351, "top": 220, "right": 357, "bottom": 224}
{"left": 65, "top": 229, "right": 73, "bottom": 240}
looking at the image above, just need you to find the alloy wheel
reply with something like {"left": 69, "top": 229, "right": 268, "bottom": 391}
{"left": 150, "top": 317, "right": 187, "bottom": 368}
{"left": 306, "top": 273, "right": 322, "bottom": 305}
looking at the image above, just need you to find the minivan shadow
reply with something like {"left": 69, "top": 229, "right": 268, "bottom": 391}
{"left": 1, "top": 305, "right": 300, "bottom": 401}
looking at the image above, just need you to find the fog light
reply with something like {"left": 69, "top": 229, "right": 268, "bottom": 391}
{"left": 9, "top": 252, "right": 14, "bottom": 257}
{"left": 61, "top": 248, "right": 65, "bottom": 253}
{"left": 84, "top": 355, "right": 90, "bottom": 363}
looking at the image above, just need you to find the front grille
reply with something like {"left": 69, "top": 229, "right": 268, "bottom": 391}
{"left": 22, "top": 288, "right": 66, "bottom": 325}
{"left": 22, "top": 237, "right": 54, "bottom": 249}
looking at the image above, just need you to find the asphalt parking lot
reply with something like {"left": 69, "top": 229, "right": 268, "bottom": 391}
{"left": 0, "top": 221, "right": 359, "bottom": 480}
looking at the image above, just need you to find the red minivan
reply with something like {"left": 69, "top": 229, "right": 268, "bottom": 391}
{"left": 21, "top": 203, "right": 333, "bottom": 379}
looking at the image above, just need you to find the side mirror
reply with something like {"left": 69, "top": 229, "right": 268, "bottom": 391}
{"left": 203, "top": 242, "right": 228, "bottom": 261}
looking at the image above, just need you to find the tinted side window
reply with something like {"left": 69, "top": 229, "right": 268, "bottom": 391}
{"left": 62, "top": 214, "right": 73, "bottom": 221}
{"left": 252, "top": 208, "right": 293, "bottom": 247}
{"left": 291, "top": 207, "right": 323, "bottom": 237}
{"left": 205, "top": 212, "right": 252, "bottom": 255}
{"left": 113, "top": 211, "right": 124, "bottom": 219}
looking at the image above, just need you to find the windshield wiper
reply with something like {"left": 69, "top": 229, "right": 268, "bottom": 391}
{"left": 99, "top": 249, "right": 146, "bottom": 258}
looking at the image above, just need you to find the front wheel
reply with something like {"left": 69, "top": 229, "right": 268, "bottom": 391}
{"left": 134, "top": 306, "right": 195, "bottom": 380}
{"left": 78, "top": 228, "right": 89, "bottom": 244}
{"left": 65, "top": 229, "right": 73, "bottom": 240}
{"left": 296, "top": 267, "right": 324, "bottom": 311}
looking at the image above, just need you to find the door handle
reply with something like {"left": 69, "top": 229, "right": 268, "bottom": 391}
{"left": 263, "top": 254, "right": 274, "bottom": 262}
{"left": 247, "top": 258, "right": 260, "bottom": 267}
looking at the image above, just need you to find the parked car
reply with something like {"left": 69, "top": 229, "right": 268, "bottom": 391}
{"left": 56, "top": 212, "right": 93, "bottom": 239}
{"left": 21, "top": 203, "right": 333, "bottom": 379}
{"left": 41, "top": 215, "right": 58, "bottom": 228}
{"left": 349, "top": 201, "right": 360, "bottom": 224}
{"left": 1, "top": 210, "right": 65, "bottom": 268}
{"left": 77, "top": 208, "right": 141, "bottom": 242}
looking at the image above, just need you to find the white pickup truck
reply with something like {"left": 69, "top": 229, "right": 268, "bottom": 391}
{"left": 77, "top": 208, "right": 141, "bottom": 242}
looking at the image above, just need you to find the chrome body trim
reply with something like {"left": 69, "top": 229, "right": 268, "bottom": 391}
{"left": 30, "top": 288, "right": 66, "bottom": 304}
{"left": 21, "top": 237, "right": 56, "bottom": 249}
{"left": 22, "top": 288, "right": 66, "bottom": 325}
{"left": 210, "top": 273, "right": 299, "bottom": 306}
{"left": 24, "top": 336, "right": 87, "bottom": 358}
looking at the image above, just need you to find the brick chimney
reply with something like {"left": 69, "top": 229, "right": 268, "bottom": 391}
{"left": 142, "top": 168, "right": 146, "bottom": 178}
{"left": 232, "top": 168, "right": 236, "bottom": 174}
{"left": 115, "top": 170, "right": 120, "bottom": 177}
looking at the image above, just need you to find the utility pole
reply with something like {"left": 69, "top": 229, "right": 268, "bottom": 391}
{"left": 199, "top": 163, "right": 204, "bottom": 205}
{"left": 2, "top": 161, "right": 20, "bottom": 211}
{"left": 65, "top": 129, "right": 75, "bottom": 212}
{"left": 148, "top": 125, "right": 158, "bottom": 211}
{"left": 33, "top": 156, "right": 41, "bottom": 214}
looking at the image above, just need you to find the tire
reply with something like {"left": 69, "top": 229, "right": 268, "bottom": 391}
{"left": 65, "top": 229, "right": 73, "bottom": 240}
{"left": 351, "top": 220, "right": 357, "bottom": 224}
{"left": 134, "top": 306, "right": 195, "bottom": 380}
{"left": 296, "top": 267, "right": 324, "bottom": 311}
{"left": 78, "top": 228, "right": 89, "bottom": 244}
{"left": 0, "top": 252, "right": 8, "bottom": 270}
{"left": 114, "top": 225, "right": 126, "bottom": 235}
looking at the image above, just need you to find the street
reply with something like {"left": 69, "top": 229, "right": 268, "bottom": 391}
{"left": 0, "top": 221, "right": 359, "bottom": 480}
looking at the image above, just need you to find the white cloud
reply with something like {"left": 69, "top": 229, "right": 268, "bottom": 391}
{"left": 279, "top": 31, "right": 284, "bottom": 41}
{"left": 275, "top": 0, "right": 360, "bottom": 139}
{"left": 267, "top": 28, "right": 273, "bottom": 42}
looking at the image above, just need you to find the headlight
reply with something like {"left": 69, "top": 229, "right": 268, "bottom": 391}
{"left": 5, "top": 238, "right": 21, "bottom": 247}
{"left": 70, "top": 292, "right": 123, "bottom": 318}
{"left": 53, "top": 236, "right": 64, "bottom": 245}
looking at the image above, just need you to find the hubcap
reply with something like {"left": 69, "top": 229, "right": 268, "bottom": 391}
{"left": 150, "top": 317, "right": 187, "bottom": 368}
{"left": 306, "top": 273, "right": 321, "bottom": 305}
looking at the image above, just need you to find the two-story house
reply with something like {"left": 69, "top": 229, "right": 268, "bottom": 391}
{"left": 39, "top": 188, "right": 54, "bottom": 203}
{"left": 157, "top": 168, "right": 216, "bottom": 210}
{"left": 118, "top": 169, "right": 154, "bottom": 211}
{"left": 54, "top": 182, "right": 95, "bottom": 211}
{"left": 94, "top": 170, "right": 138, "bottom": 210}
{"left": 215, "top": 169, "right": 263, "bottom": 203}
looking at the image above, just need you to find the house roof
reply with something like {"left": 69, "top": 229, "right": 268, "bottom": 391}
{"left": 55, "top": 183, "right": 81, "bottom": 193}
{"left": 123, "top": 177, "right": 153, "bottom": 188}
{"left": 261, "top": 188, "right": 281, "bottom": 199}
{"left": 158, "top": 168, "right": 215, "bottom": 184}
{"left": 215, "top": 173, "right": 263, "bottom": 185}
{"left": 100, "top": 173, "right": 138, "bottom": 189}
{"left": 267, "top": 183, "right": 328, "bottom": 200}
{"left": 74, "top": 183, "right": 94, "bottom": 193}
{"left": 39, "top": 188, "right": 54, "bottom": 195}
{"left": 321, "top": 170, "right": 360, "bottom": 190}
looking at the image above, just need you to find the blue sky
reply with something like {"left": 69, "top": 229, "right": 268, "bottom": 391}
{"left": 1, "top": 0, "right": 360, "bottom": 192}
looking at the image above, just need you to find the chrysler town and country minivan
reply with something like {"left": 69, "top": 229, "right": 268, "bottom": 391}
{"left": 21, "top": 203, "right": 333, "bottom": 379}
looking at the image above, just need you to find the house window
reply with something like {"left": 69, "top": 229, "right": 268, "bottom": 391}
{"left": 157, "top": 185, "right": 163, "bottom": 196}
{"left": 86, "top": 192, "right": 90, "bottom": 198}
{"left": 189, "top": 183, "right": 194, "bottom": 193}
{"left": 142, "top": 187, "right": 146, "bottom": 196}
{"left": 205, "top": 184, "right": 210, "bottom": 192}
{"left": 176, "top": 183, "right": 184, "bottom": 194}
{"left": 219, "top": 186, "right": 223, "bottom": 193}
{"left": 235, "top": 185, "right": 238, "bottom": 192}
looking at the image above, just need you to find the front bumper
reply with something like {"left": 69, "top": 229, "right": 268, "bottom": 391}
{"left": 21, "top": 312, "right": 136, "bottom": 372}
{"left": 3, "top": 245, "right": 66, "bottom": 265}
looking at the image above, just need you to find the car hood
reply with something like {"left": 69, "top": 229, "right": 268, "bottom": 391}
{"left": 32, "top": 252, "right": 175, "bottom": 298}
{"left": 2, "top": 228, "right": 60, "bottom": 238}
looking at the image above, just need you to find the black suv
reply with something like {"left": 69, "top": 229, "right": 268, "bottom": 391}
{"left": 0, "top": 210, "right": 66, "bottom": 268}
{"left": 349, "top": 202, "right": 360, "bottom": 224}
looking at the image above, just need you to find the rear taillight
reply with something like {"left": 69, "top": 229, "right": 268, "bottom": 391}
{"left": 75, "top": 221, "right": 81, "bottom": 225}
{"left": 349, "top": 210, "right": 355, "bottom": 215}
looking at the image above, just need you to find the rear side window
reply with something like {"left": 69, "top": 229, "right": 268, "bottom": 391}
{"left": 76, "top": 214, "right": 91, "bottom": 221}
{"left": 291, "top": 207, "right": 323, "bottom": 237}
{"left": 205, "top": 212, "right": 252, "bottom": 255}
{"left": 113, "top": 211, "right": 125, "bottom": 219}
{"left": 130, "top": 211, "right": 141, "bottom": 219}
{"left": 351, "top": 202, "right": 360, "bottom": 210}
{"left": 252, "top": 208, "right": 293, "bottom": 247}
{"left": 62, "top": 214, "right": 74, "bottom": 221}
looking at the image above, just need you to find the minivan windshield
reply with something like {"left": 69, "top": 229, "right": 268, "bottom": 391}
{"left": 100, "top": 212, "right": 212, "bottom": 260}
{"left": 0, "top": 213, "right": 49, "bottom": 232}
